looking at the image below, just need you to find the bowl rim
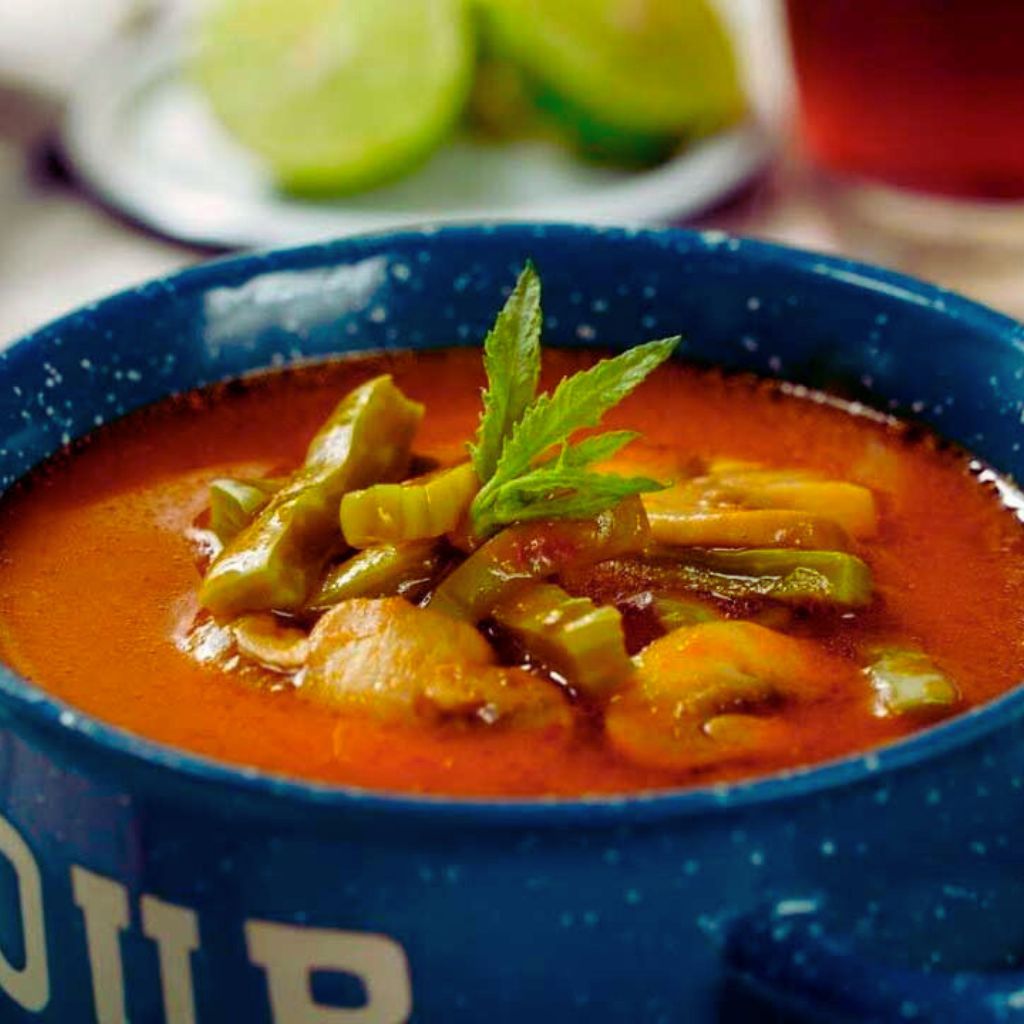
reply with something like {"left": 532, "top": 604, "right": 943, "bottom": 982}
{"left": 2, "top": 221, "right": 1024, "bottom": 827}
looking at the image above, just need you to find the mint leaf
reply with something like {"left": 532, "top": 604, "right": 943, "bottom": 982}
{"left": 471, "top": 335, "right": 680, "bottom": 533}
{"left": 468, "top": 264, "right": 542, "bottom": 482}
{"left": 553, "top": 430, "right": 639, "bottom": 469}
{"left": 488, "top": 336, "right": 680, "bottom": 485}
{"left": 465, "top": 263, "right": 682, "bottom": 537}
{"left": 475, "top": 465, "right": 664, "bottom": 535}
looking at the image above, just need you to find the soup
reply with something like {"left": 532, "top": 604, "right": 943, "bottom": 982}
{"left": 2, "top": 270, "right": 1024, "bottom": 797}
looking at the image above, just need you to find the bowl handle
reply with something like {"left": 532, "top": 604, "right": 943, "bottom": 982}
{"left": 723, "top": 901, "right": 1024, "bottom": 1022}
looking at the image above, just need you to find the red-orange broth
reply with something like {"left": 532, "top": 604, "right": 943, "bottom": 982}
{"left": 1, "top": 348, "right": 1023, "bottom": 797}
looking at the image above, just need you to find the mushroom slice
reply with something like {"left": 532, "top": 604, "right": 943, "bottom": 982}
{"left": 607, "top": 621, "right": 846, "bottom": 770}
{"left": 303, "top": 597, "right": 569, "bottom": 730}
{"left": 230, "top": 613, "right": 310, "bottom": 672}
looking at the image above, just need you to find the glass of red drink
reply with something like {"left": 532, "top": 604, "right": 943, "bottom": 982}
{"left": 783, "top": 0, "right": 1024, "bottom": 315}
{"left": 786, "top": 0, "right": 1024, "bottom": 200}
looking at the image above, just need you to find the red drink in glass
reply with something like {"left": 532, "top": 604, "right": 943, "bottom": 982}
{"left": 785, "top": 0, "right": 1024, "bottom": 200}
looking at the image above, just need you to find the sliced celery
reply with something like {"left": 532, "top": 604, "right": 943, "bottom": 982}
{"left": 645, "top": 508, "right": 850, "bottom": 551}
{"left": 209, "top": 477, "right": 283, "bottom": 543}
{"left": 645, "top": 465, "right": 878, "bottom": 539}
{"left": 308, "top": 540, "right": 443, "bottom": 610}
{"left": 492, "top": 582, "right": 632, "bottom": 696}
{"left": 200, "top": 375, "right": 423, "bottom": 618}
{"left": 866, "top": 647, "right": 959, "bottom": 716}
{"left": 648, "top": 593, "right": 719, "bottom": 631}
{"left": 430, "top": 496, "right": 649, "bottom": 622}
{"left": 340, "top": 462, "right": 478, "bottom": 548}
{"left": 649, "top": 548, "right": 873, "bottom": 608}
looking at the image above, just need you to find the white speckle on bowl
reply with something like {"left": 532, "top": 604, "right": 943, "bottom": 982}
{"left": 697, "top": 914, "right": 719, "bottom": 936}
{"left": 820, "top": 839, "right": 836, "bottom": 857}
{"left": 576, "top": 324, "right": 597, "bottom": 341}
{"left": 775, "top": 898, "right": 818, "bottom": 917}
{"left": 746, "top": 297, "right": 761, "bottom": 311}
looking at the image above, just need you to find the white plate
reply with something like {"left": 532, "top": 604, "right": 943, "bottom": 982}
{"left": 63, "top": 28, "right": 772, "bottom": 251}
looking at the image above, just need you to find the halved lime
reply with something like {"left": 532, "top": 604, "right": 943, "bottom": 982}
{"left": 193, "top": 0, "right": 475, "bottom": 195}
{"left": 477, "top": 0, "right": 744, "bottom": 141}
{"left": 468, "top": 51, "right": 678, "bottom": 166}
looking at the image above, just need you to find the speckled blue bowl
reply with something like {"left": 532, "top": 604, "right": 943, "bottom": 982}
{"left": 1, "top": 225, "right": 1024, "bottom": 1024}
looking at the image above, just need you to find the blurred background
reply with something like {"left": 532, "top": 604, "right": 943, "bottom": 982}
{"left": 2, "top": 0, "right": 1024, "bottom": 344}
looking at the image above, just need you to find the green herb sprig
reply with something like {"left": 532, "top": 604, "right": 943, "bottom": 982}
{"left": 469, "top": 265, "right": 681, "bottom": 537}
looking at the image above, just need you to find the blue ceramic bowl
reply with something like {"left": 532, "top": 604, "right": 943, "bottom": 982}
{"left": 2, "top": 225, "right": 1024, "bottom": 1024}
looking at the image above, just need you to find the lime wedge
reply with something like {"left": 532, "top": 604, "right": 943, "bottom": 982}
{"left": 193, "top": 0, "right": 475, "bottom": 195}
{"left": 478, "top": 0, "right": 744, "bottom": 140}
{"left": 468, "top": 51, "right": 677, "bottom": 166}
